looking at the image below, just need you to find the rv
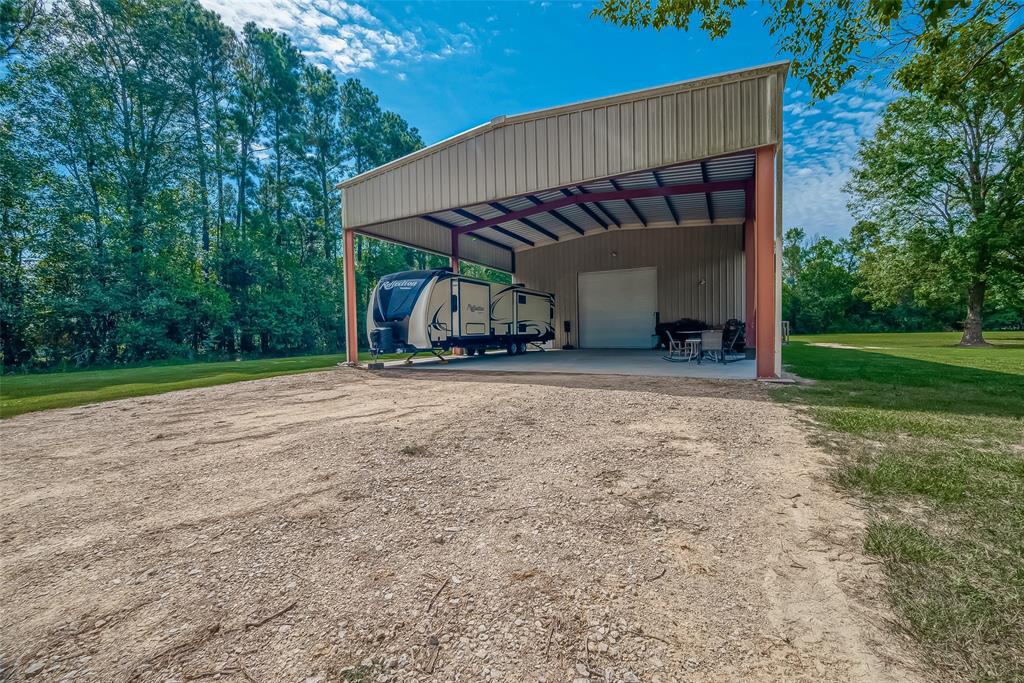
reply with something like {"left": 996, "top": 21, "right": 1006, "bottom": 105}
{"left": 367, "top": 269, "right": 554, "bottom": 357}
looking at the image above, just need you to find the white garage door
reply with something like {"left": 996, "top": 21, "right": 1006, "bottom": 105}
{"left": 578, "top": 267, "right": 658, "bottom": 348}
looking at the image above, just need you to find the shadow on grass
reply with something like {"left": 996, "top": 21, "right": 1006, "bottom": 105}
{"left": 779, "top": 341, "right": 1024, "bottom": 420}
{"left": 0, "top": 355, "right": 347, "bottom": 400}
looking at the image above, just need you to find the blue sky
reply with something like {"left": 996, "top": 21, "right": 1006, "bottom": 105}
{"left": 199, "top": 0, "right": 897, "bottom": 238}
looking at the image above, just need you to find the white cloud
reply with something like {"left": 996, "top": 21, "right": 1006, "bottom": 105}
{"left": 199, "top": 0, "right": 472, "bottom": 74}
{"left": 783, "top": 102, "right": 819, "bottom": 118}
{"left": 782, "top": 81, "right": 897, "bottom": 238}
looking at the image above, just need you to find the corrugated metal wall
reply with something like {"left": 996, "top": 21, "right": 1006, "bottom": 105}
{"left": 341, "top": 64, "right": 785, "bottom": 230}
{"left": 515, "top": 226, "right": 745, "bottom": 347}
{"left": 356, "top": 218, "right": 514, "bottom": 272}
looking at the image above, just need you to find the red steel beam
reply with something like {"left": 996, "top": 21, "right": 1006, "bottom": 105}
{"left": 446, "top": 179, "right": 746, "bottom": 235}
{"left": 744, "top": 180, "right": 756, "bottom": 345}
{"left": 755, "top": 146, "right": 777, "bottom": 379}
{"left": 343, "top": 229, "right": 359, "bottom": 365}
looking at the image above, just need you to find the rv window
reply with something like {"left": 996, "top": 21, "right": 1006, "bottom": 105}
{"left": 518, "top": 294, "right": 527, "bottom": 305}
{"left": 373, "top": 274, "right": 433, "bottom": 323}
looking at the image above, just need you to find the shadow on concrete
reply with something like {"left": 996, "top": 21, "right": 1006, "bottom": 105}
{"left": 375, "top": 366, "right": 774, "bottom": 403}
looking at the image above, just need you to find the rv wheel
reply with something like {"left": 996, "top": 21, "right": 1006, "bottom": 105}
{"left": 506, "top": 343, "right": 517, "bottom": 355}
{"left": 516, "top": 342, "right": 527, "bottom": 354}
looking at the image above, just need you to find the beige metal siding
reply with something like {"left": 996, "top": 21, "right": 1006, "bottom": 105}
{"left": 341, "top": 64, "right": 786, "bottom": 230}
{"left": 515, "top": 226, "right": 745, "bottom": 347}
{"left": 352, "top": 217, "right": 513, "bottom": 272}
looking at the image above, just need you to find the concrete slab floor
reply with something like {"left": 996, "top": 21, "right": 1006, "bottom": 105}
{"left": 378, "top": 348, "right": 755, "bottom": 380}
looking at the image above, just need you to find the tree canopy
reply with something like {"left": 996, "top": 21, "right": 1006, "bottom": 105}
{"left": 846, "top": 13, "right": 1023, "bottom": 344}
{"left": 594, "top": 0, "right": 1023, "bottom": 99}
{"left": 0, "top": 0, "right": 494, "bottom": 371}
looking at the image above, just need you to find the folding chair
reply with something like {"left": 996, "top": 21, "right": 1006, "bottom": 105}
{"left": 663, "top": 330, "right": 683, "bottom": 361}
{"left": 700, "top": 329, "right": 724, "bottom": 364}
{"left": 663, "top": 330, "right": 700, "bottom": 362}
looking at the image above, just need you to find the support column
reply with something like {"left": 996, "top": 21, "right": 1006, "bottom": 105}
{"left": 744, "top": 181, "right": 756, "bottom": 351}
{"left": 744, "top": 221, "right": 756, "bottom": 349}
{"left": 755, "top": 146, "right": 778, "bottom": 379}
{"left": 343, "top": 228, "right": 359, "bottom": 365}
{"left": 449, "top": 230, "right": 460, "bottom": 274}
{"left": 449, "top": 230, "right": 462, "bottom": 355}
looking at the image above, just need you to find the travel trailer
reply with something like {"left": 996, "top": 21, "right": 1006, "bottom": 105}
{"left": 367, "top": 269, "right": 554, "bottom": 357}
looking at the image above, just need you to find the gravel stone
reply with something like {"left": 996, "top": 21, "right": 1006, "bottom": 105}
{"left": 0, "top": 368, "right": 923, "bottom": 682}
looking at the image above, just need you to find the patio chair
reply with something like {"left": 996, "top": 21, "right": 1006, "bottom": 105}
{"left": 664, "top": 330, "right": 684, "bottom": 359}
{"left": 662, "top": 330, "right": 700, "bottom": 362}
{"left": 700, "top": 329, "right": 724, "bottom": 364}
{"left": 719, "top": 320, "right": 746, "bottom": 363}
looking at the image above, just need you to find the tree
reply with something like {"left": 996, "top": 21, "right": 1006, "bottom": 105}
{"left": 0, "top": 0, "right": 40, "bottom": 61}
{"left": 339, "top": 78, "right": 385, "bottom": 175}
{"left": 337, "top": 78, "right": 424, "bottom": 265}
{"left": 782, "top": 228, "right": 861, "bottom": 333}
{"left": 379, "top": 111, "right": 424, "bottom": 166}
{"left": 0, "top": 81, "right": 47, "bottom": 366}
{"left": 847, "top": 17, "right": 1023, "bottom": 345}
{"left": 179, "top": 2, "right": 233, "bottom": 260}
{"left": 301, "top": 65, "right": 342, "bottom": 260}
{"left": 593, "top": 0, "right": 1023, "bottom": 99}
{"left": 0, "top": 0, "right": 445, "bottom": 368}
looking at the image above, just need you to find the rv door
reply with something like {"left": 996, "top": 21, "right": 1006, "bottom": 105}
{"left": 455, "top": 279, "right": 490, "bottom": 337}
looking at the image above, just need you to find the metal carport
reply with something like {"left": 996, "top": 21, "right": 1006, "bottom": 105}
{"left": 339, "top": 61, "right": 786, "bottom": 378}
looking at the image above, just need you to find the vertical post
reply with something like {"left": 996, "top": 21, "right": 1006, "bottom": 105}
{"left": 449, "top": 230, "right": 462, "bottom": 355}
{"left": 774, "top": 144, "right": 784, "bottom": 377}
{"left": 450, "top": 230, "right": 460, "bottom": 274}
{"left": 343, "top": 228, "right": 359, "bottom": 365}
{"left": 755, "top": 145, "right": 777, "bottom": 379}
{"left": 743, "top": 181, "right": 756, "bottom": 350}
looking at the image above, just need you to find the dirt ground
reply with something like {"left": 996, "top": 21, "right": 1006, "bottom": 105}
{"left": 1, "top": 367, "right": 923, "bottom": 682}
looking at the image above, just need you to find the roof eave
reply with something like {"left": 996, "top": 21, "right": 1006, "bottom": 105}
{"left": 336, "top": 60, "right": 789, "bottom": 190}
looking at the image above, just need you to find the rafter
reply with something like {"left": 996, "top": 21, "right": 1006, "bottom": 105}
{"left": 420, "top": 214, "right": 515, "bottom": 252}
{"left": 429, "top": 178, "right": 747, "bottom": 236}
{"left": 700, "top": 161, "right": 714, "bottom": 224}
{"left": 575, "top": 185, "right": 620, "bottom": 228}
{"left": 651, "top": 170, "right": 680, "bottom": 226}
{"left": 607, "top": 178, "right": 647, "bottom": 228}
{"left": 488, "top": 202, "right": 560, "bottom": 241}
{"left": 526, "top": 195, "right": 584, "bottom": 235}
{"left": 560, "top": 189, "right": 608, "bottom": 229}
{"left": 452, "top": 208, "right": 534, "bottom": 247}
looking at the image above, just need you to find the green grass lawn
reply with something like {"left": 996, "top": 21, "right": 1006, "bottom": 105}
{"left": 0, "top": 353, "right": 401, "bottom": 418}
{"left": 778, "top": 331, "right": 1024, "bottom": 682}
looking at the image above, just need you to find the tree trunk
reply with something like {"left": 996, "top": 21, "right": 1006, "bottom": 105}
{"left": 223, "top": 326, "right": 236, "bottom": 355}
{"left": 959, "top": 280, "right": 989, "bottom": 346}
{"left": 236, "top": 148, "right": 247, "bottom": 235}
{"left": 191, "top": 94, "right": 210, "bottom": 256}
{"left": 213, "top": 97, "right": 225, "bottom": 248}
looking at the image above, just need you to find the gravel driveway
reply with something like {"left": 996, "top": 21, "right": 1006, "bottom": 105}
{"left": 0, "top": 368, "right": 921, "bottom": 682}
